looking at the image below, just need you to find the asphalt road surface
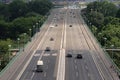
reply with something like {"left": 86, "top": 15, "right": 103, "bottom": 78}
{"left": 19, "top": 8, "right": 65, "bottom": 80}
{"left": 0, "top": 5, "right": 119, "bottom": 80}
{"left": 65, "top": 9, "right": 103, "bottom": 80}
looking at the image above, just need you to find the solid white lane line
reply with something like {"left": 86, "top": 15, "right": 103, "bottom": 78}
{"left": 57, "top": 49, "right": 62, "bottom": 80}
{"left": 57, "top": 9, "right": 67, "bottom": 80}
{"left": 39, "top": 51, "right": 44, "bottom": 60}
{"left": 62, "top": 49, "right": 65, "bottom": 80}
{"left": 31, "top": 72, "right": 35, "bottom": 79}
{"left": 63, "top": 13, "right": 67, "bottom": 49}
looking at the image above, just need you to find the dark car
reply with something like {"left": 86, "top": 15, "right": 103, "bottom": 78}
{"left": 66, "top": 53, "right": 72, "bottom": 58}
{"left": 45, "top": 47, "right": 51, "bottom": 51}
{"left": 69, "top": 25, "right": 72, "bottom": 27}
{"left": 76, "top": 54, "right": 82, "bottom": 59}
{"left": 55, "top": 24, "right": 58, "bottom": 27}
{"left": 50, "top": 37, "right": 54, "bottom": 41}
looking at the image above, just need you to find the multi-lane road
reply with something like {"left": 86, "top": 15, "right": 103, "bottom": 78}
{"left": 0, "top": 5, "right": 119, "bottom": 80}
{"left": 65, "top": 9, "right": 103, "bottom": 80}
{"left": 65, "top": 8, "right": 119, "bottom": 80}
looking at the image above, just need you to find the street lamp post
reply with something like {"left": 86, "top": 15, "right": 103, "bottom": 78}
{"left": 0, "top": 59, "right": 1, "bottom": 66}
{"left": 98, "top": 33, "right": 102, "bottom": 43}
{"left": 29, "top": 28, "right": 31, "bottom": 41}
{"left": 23, "top": 33, "right": 26, "bottom": 51}
{"left": 36, "top": 23, "right": 38, "bottom": 33}
{"left": 111, "top": 44, "right": 114, "bottom": 59}
{"left": 103, "top": 37, "right": 107, "bottom": 48}
{"left": 17, "top": 38, "right": 20, "bottom": 51}
{"left": 90, "top": 22, "right": 91, "bottom": 26}
{"left": 38, "top": 20, "right": 40, "bottom": 32}
{"left": 89, "top": 22, "right": 92, "bottom": 29}
{"left": 33, "top": 25, "right": 35, "bottom": 35}
{"left": 36, "top": 22, "right": 39, "bottom": 38}
{"left": 8, "top": 45, "right": 11, "bottom": 61}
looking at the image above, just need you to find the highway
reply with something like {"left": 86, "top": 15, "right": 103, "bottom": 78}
{"left": 0, "top": 5, "right": 119, "bottom": 80}
{"left": 64, "top": 8, "right": 119, "bottom": 80}
{"left": 0, "top": 8, "right": 64, "bottom": 80}
{"left": 19, "top": 8, "right": 65, "bottom": 80}
{"left": 58, "top": 7, "right": 119, "bottom": 80}
{"left": 65, "top": 9, "right": 103, "bottom": 80}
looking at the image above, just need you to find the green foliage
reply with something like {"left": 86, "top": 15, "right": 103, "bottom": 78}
{"left": 28, "top": 0, "right": 53, "bottom": 15}
{"left": 0, "top": 39, "right": 12, "bottom": 54}
{"left": 25, "top": 12, "right": 40, "bottom": 17}
{"left": 84, "top": 1, "right": 120, "bottom": 33}
{"left": 88, "top": 11, "right": 104, "bottom": 28}
{"left": 83, "top": 1, "right": 120, "bottom": 67}
{"left": 19, "top": 33, "right": 29, "bottom": 44}
{"left": 116, "top": 8, "right": 120, "bottom": 18}
{"left": 0, "top": 0, "right": 53, "bottom": 21}
{"left": 91, "top": 25, "right": 97, "bottom": 35}
{"left": 8, "top": 0, "right": 29, "bottom": 20}
{"left": 0, "top": 0, "right": 52, "bottom": 71}
{"left": 0, "top": 3, "right": 10, "bottom": 21}
{"left": 0, "top": 39, "right": 13, "bottom": 71}
{"left": 0, "top": 20, "right": 11, "bottom": 39}
{"left": 104, "top": 17, "right": 120, "bottom": 26}
{"left": 87, "top": 1, "right": 118, "bottom": 17}
{"left": 10, "top": 16, "right": 42, "bottom": 39}
{"left": 0, "top": 0, "right": 52, "bottom": 40}
{"left": 100, "top": 24, "right": 120, "bottom": 47}
{"left": 0, "top": 15, "right": 45, "bottom": 40}
{"left": 0, "top": 41, "right": 9, "bottom": 54}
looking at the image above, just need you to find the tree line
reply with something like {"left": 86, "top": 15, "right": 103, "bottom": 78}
{"left": 0, "top": 0, "right": 53, "bottom": 71}
{"left": 82, "top": 1, "right": 120, "bottom": 68}
{"left": 82, "top": 1, "right": 120, "bottom": 47}
{"left": 0, "top": 0, "right": 53, "bottom": 39}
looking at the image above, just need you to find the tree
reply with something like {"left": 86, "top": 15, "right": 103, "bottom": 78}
{"left": 104, "top": 17, "right": 120, "bottom": 26}
{"left": 86, "top": 1, "right": 118, "bottom": 17}
{"left": 100, "top": 1, "right": 118, "bottom": 17}
{"left": 28, "top": 0, "right": 53, "bottom": 15}
{"left": 9, "top": 16, "right": 45, "bottom": 39}
{"left": 10, "top": 17, "right": 33, "bottom": 39}
{"left": 88, "top": 11, "right": 104, "bottom": 29}
{"left": 0, "top": 20, "right": 10, "bottom": 39}
{"left": 25, "top": 12, "right": 40, "bottom": 17}
{"left": 91, "top": 25, "right": 97, "bottom": 35}
{"left": 101, "top": 24, "right": 120, "bottom": 47}
{"left": 0, "top": 3, "right": 10, "bottom": 21}
{"left": 0, "top": 39, "right": 12, "bottom": 71}
{"left": 0, "top": 40, "right": 9, "bottom": 54}
{"left": 116, "top": 8, "right": 120, "bottom": 18}
{"left": 8, "top": 0, "right": 28, "bottom": 20}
